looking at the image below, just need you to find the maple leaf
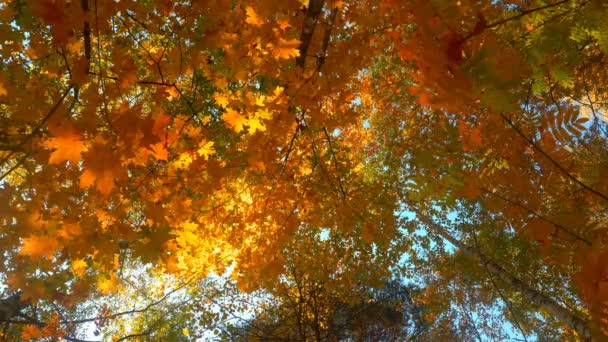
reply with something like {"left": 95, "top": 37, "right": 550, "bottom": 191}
{"left": 56, "top": 222, "right": 83, "bottom": 240}
{"left": 19, "top": 235, "right": 59, "bottom": 260}
{"left": 197, "top": 140, "right": 216, "bottom": 160}
{"left": 247, "top": 117, "right": 266, "bottom": 135}
{"left": 276, "top": 18, "right": 291, "bottom": 31}
{"left": 80, "top": 141, "right": 123, "bottom": 196}
{"left": 111, "top": 47, "right": 138, "bottom": 89}
{"left": 3, "top": 1, "right": 608, "bottom": 337}
{"left": 255, "top": 95, "right": 266, "bottom": 107}
{"left": 255, "top": 108, "right": 273, "bottom": 120}
{"left": 221, "top": 108, "right": 247, "bottom": 133}
{"left": 97, "top": 274, "right": 118, "bottom": 295}
{"left": 271, "top": 38, "right": 301, "bottom": 60}
{"left": 245, "top": 6, "right": 264, "bottom": 26}
{"left": 21, "top": 324, "right": 42, "bottom": 340}
{"left": 71, "top": 259, "right": 88, "bottom": 276}
{"left": 214, "top": 93, "right": 230, "bottom": 108}
{"left": 45, "top": 121, "right": 87, "bottom": 164}
{"left": 173, "top": 152, "right": 194, "bottom": 169}
{"left": 149, "top": 142, "right": 169, "bottom": 160}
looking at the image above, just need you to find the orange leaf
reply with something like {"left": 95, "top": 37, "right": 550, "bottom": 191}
{"left": 21, "top": 325, "right": 42, "bottom": 340}
{"left": 56, "top": 222, "right": 82, "bottom": 240}
{"left": 45, "top": 121, "right": 87, "bottom": 164}
{"left": 0, "top": 80, "right": 7, "bottom": 96}
{"left": 245, "top": 6, "right": 264, "bottom": 26}
{"left": 150, "top": 142, "right": 169, "bottom": 161}
{"left": 19, "top": 235, "right": 59, "bottom": 260}
{"left": 80, "top": 141, "right": 122, "bottom": 196}
{"left": 522, "top": 218, "right": 554, "bottom": 244}
{"left": 221, "top": 108, "right": 247, "bottom": 133}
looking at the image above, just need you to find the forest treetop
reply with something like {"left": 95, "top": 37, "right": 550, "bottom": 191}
{"left": 0, "top": 0, "right": 607, "bottom": 340}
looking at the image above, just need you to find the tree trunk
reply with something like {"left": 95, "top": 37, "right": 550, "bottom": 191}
{"left": 414, "top": 209, "right": 593, "bottom": 341}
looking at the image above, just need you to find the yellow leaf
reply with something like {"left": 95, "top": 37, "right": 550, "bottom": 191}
{"left": 97, "top": 275, "right": 118, "bottom": 295}
{"left": 273, "top": 86, "right": 284, "bottom": 98}
{"left": 165, "top": 86, "right": 180, "bottom": 100}
{"left": 245, "top": 6, "right": 264, "bottom": 26}
{"left": 247, "top": 117, "right": 266, "bottom": 135}
{"left": 71, "top": 259, "right": 88, "bottom": 276}
{"left": 19, "top": 235, "right": 59, "bottom": 260}
{"left": 255, "top": 95, "right": 266, "bottom": 107}
{"left": 214, "top": 93, "right": 229, "bottom": 108}
{"left": 221, "top": 108, "right": 247, "bottom": 133}
{"left": 174, "top": 153, "right": 193, "bottom": 169}
{"left": 255, "top": 108, "right": 273, "bottom": 120}
{"left": 197, "top": 140, "right": 216, "bottom": 160}
{"left": 272, "top": 38, "right": 301, "bottom": 60}
{"left": 182, "top": 328, "right": 190, "bottom": 337}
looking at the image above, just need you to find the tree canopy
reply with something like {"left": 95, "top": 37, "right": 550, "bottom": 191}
{"left": 0, "top": 0, "right": 607, "bottom": 340}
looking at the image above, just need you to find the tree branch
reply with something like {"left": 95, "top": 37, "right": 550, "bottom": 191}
{"left": 500, "top": 112, "right": 608, "bottom": 202}
{"left": 296, "top": 0, "right": 325, "bottom": 68}
{"left": 412, "top": 207, "right": 592, "bottom": 340}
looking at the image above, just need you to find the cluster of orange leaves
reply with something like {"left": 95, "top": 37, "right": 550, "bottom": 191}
{"left": 0, "top": 0, "right": 607, "bottom": 338}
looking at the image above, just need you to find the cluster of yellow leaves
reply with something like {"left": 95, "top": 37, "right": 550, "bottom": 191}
{"left": 218, "top": 88, "right": 283, "bottom": 134}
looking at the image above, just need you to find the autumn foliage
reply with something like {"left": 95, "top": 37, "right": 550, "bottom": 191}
{"left": 0, "top": 0, "right": 607, "bottom": 340}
